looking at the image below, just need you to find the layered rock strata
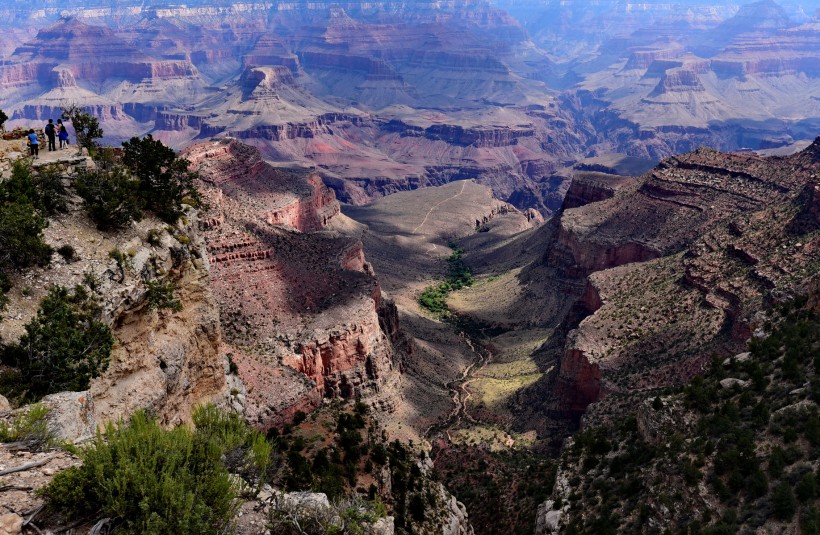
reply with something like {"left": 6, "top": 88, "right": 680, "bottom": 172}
{"left": 185, "top": 139, "right": 397, "bottom": 430}
{"left": 545, "top": 139, "right": 820, "bottom": 419}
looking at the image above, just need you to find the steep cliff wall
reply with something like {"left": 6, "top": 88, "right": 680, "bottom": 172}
{"left": 186, "top": 139, "right": 398, "bottom": 430}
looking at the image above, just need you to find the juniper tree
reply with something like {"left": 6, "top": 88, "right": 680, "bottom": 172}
{"left": 122, "top": 134, "right": 201, "bottom": 224}
{"left": 61, "top": 105, "right": 103, "bottom": 154}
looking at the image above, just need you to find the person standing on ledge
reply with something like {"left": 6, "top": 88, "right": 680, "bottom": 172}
{"left": 27, "top": 129, "right": 39, "bottom": 158}
{"left": 44, "top": 118, "right": 56, "bottom": 151}
{"left": 57, "top": 119, "right": 69, "bottom": 148}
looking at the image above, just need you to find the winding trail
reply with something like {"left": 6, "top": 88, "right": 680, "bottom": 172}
{"left": 424, "top": 329, "right": 493, "bottom": 439}
{"left": 412, "top": 181, "right": 468, "bottom": 235}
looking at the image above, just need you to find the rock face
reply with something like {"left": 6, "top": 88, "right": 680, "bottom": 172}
{"left": 541, "top": 138, "right": 820, "bottom": 420}
{"left": 0, "top": 18, "right": 207, "bottom": 144}
{"left": 560, "top": 172, "right": 637, "bottom": 210}
{"left": 185, "top": 139, "right": 398, "bottom": 430}
{"left": 89, "top": 220, "right": 225, "bottom": 428}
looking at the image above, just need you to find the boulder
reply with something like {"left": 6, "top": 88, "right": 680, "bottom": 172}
{"left": 722, "top": 352, "right": 751, "bottom": 366}
{"left": 368, "top": 517, "right": 395, "bottom": 535}
{"left": 0, "top": 513, "right": 23, "bottom": 535}
{"left": 719, "top": 378, "right": 750, "bottom": 389}
{"left": 40, "top": 391, "right": 97, "bottom": 443}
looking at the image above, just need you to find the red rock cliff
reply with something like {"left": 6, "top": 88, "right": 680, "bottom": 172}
{"left": 186, "top": 139, "right": 397, "bottom": 429}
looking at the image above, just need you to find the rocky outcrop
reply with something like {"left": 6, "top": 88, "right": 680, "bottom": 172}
{"left": 546, "top": 140, "right": 820, "bottom": 419}
{"left": 552, "top": 347, "right": 602, "bottom": 416}
{"left": 545, "top": 221, "right": 660, "bottom": 278}
{"left": 649, "top": 68, "right": 705, "bottom": 96}
{"left": 561, "top": 172, "right": 635, "bottom": 209}
{"left": 439, "top": 483, "right": 474, "bottom": 535}
{"left": 625, "top": 47, "right": 683, "bottom": 70}
{"left": 89, "top": 223, "right": 225, "bottom": 428}
{"left": 384, "top": 119, "right": 535, "bottom": 148}
{"left": 186, "top": 139, "right": 398, "bottom": 430}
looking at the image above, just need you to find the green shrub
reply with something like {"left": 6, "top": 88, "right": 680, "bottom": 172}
{"left": 1, "top": 160, "right": 67, "bottom": 216}
{"left": 802, "top": 506, "right": 819, "bottom": 535}
{"left": 0, "top": 108, "right": 7, "bottom": 131}
{"left": 0, "top": 272, "right": 10, "bottom": 315}
{"left": 0, "top": 196, "right": 51, "bottom": 274}
{"left": 82, "top": 270, "right": 101, "bottom": 292}
{"left": 57, "top": 244, "right": 76, "bottom": 262}
{"left": 145, "top": 278, "right": 183, "bottom": 312}
{"left": 146, "top": 228, "right": 164, "bottom": 246}
{"left": 771, "top": 481, "right": 797, "bottom": 520}
{"left": 192, "top": 404, "right": 271, "bottom": 494}
{"left": 41, "top": 410, "right": 238, "bottom": 534}
{"left": 0, "top": 403, "right": 52, "bottom": 451}
{"left": 418, "top": 283, "right": 450, "bottom": 315}
{"left": 2, "top": 285, "right": 113, "bottom": 400}
{"left": 796, "top": 472, "right": 817, "bottom": 503}
{"left": 33, "top": 163, "right": 69, "bottom": 215}
{"left": 74, "top": 165, "right": 143, "bottom": 230}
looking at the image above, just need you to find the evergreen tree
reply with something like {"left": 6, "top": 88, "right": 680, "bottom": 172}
{"left": 74, "top": 165, "right": 143, "bottom": 230}
{"left": 122, "top": 135, "right": 201, "bottom": 223}
{"left": 7, "top": 285, "right": 113, "bottom": 399}
{"left": 61, "top": 105, "right": 103, "bottom": 153}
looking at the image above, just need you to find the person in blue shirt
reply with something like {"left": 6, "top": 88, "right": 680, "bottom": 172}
{"left": 27, "top": 129, "right": 39, "bottom": 158}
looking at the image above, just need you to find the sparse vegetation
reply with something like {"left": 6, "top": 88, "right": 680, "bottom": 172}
{"left": 556, "top": 298, "right": 819, "bottom": 534}
{"left": 268, "top": 494, "right": 386, "bottom": 535}
{"left": 145, "top": 277, "right": 183, "bottom": 312}
{"left": 0, "top": 108, "right": 7, "bottom": 131}
{"left": 146, "top": 228, "right": 164, "bottom": 246}
{"left": 266, "top": 401, "right": 441, "bottom": 533}
{"left": 0, "top": 403, "right": 53, "bottom": 451}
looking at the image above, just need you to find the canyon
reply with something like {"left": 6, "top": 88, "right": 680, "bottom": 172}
{"left": 1, "top": 0, "right": 817, "bottom": 216}
{"left": 0, "top": 1, "right": 818, "bottom": 534}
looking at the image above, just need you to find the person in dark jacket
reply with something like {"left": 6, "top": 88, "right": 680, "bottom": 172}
{"left": 27, "top": 129, "right": 39, "bottom": 158}
{"left": 44, "top": 119, "right": 56, "bottom": 151}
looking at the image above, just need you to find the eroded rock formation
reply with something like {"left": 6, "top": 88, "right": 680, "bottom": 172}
{"left": 0, "top": 150, "right": 226, "bottom": 441}
{"left": 543, "top": 138, "right": 820, "bottom": 419}
{"left": 186, "top": 139, "right": 398, "bottom": 430}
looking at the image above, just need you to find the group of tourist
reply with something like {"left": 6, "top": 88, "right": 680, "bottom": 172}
{"left": 26, "top": 118, "right": 69, "bottom": 158}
